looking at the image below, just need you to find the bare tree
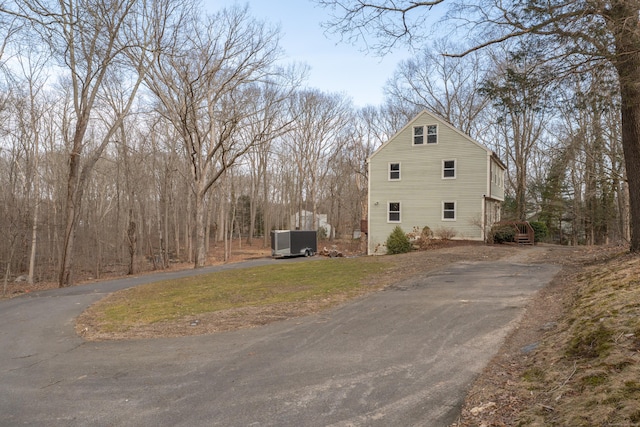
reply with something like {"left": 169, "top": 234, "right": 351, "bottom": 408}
{"left": 0, "top": 95, "right": 23, "bottom": 295}
{"left": 350, "top": 106, "right": 392, "bottom": 227}
{"left": 283, "top": 90, "right": 353, "bottom": 235}
{"left": 384, "top": 39, "right": 491, "bottom": 137}
{"left": 146, "top": 5, "right": 284, "bottom": 267}
{"left": 243, "top": 78, "right": 301, "bottom": 246}
{"left": 315, "top": 0, "right": 445, "bottom": 54}
{"left": 542, "top": 66, "right": 626, "bottom": 244}
{"left": 1, "top": 0, "right": 172, "bottom": 286}
{"left": 12, "top": 44, "right": 51, "bottom": 284}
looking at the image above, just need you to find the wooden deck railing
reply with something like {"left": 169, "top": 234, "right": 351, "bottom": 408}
{"left": 496, "top": 221, "right": 535, "bottom": 245}
{"left": 514, "top": 221, "right": 535, "bottom": 245}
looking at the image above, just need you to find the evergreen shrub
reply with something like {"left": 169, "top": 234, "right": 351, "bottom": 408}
{"left": 529, "top": 221, "right": 548, "bottom": 243}
{"left": 385, "top": 226, "right": 412, "bottom": 254}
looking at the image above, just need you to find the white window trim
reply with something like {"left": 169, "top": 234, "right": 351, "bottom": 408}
{"left": 388, "top": 201, "right": 401, "bottom": 223}
{"left": 427, "top": 124, "right": 438, "bottom": 144}
{"left": 388, "top": 162, "right": 401, "bottom": 181}
{"left": 412, "top": 126, "right": 424, "bottom": 146}
{"left": 442, "top": 159, "right": 456, "bottom": 179}
{"left": 442, "top": 200, "right": 456, "bottom": 221}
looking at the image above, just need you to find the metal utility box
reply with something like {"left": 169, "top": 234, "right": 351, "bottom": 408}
{"left": 271, "top": 230, "right": 317, "bottom": 258}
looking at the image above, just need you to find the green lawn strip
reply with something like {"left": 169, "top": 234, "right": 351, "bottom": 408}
{"left": 92, "top": 258, "right": 389, "bottom": 330}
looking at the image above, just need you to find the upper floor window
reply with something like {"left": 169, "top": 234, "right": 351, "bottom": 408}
{"left": 427, "top": 125, "right": 438, "bottom": 144}
{"left": 443, "top": 160, "right": 456, "bottom": 179}
{"left": 388, "top": 202, "right": 401, "bottom": 222}
{"left": 389, "top": 162, "right": 400, "bottom": 180}
{"left": 413, "top": 126, "right": 424, "bottom": 145}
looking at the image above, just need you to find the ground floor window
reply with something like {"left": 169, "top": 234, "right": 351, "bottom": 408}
{"left": 388, "top": 202, "right": 401, "bottom": 222}
{"left": 443, "top": 201, "right": 456, "bottom": 220}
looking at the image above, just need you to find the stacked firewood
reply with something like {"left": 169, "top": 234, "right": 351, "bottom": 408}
{"left": 318, "top": 246, "right": 343, "bottom": 258}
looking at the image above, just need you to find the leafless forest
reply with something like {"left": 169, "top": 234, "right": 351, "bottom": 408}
{"left": 0, "top": 0, "right": 631, "bottom": 288}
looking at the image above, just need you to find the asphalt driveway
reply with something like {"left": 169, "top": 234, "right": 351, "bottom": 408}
{"left": 0, "top": 257, "right": 560, "bottom": 426}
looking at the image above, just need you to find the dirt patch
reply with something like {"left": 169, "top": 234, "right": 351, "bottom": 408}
{"left": 78, "top": 302, "right": 330, "bottom": 341}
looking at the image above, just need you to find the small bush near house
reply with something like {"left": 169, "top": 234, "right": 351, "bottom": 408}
{"left": 407, "top": 226, "right": 433, "bottom": 249}
{"left": 434, "top": 227, "right": 457, "bottom": 240}
{"left": 418, "top": 226, "right": 434, "bottom": 248}
{"left": 490, "top": 224, "right": 516, "bottom": 244}
{"left": 385, "top": 226, "right": 412, "bottom": 254}
{"left": 529, "top": 221, "right": 548, "bottom": 242}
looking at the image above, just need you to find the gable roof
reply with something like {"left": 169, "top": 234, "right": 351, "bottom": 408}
{"left": 368, "top": 109, "right": 506, "bottom": 170}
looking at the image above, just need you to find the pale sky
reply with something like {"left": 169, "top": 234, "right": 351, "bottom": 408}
{"left": 205, "top": 0, "right": 411, "bottom": 107}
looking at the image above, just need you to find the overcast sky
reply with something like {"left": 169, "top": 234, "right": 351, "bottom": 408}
{"left": 206, "top": 0, "right": 411, "bottom": 107}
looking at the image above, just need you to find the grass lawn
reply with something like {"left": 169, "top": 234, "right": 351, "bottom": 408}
{"left": 84, "top": 257, "right": 390, "bottom": 333}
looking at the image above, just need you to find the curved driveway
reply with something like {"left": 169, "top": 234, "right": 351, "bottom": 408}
{"left": 0, "top": 256, "right": 559, "bottom": 426}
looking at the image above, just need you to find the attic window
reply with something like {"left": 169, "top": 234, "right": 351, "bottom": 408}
{"left": 427, "top": 125, "right": 438, "bottom": 144}
{"left": 413, "top": 126, "right": 424, "bottom": 145}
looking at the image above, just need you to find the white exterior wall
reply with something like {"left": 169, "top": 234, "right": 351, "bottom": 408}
{"left": 367, "top": 111, "right": 504, "bottom": 255}
{"left": 292, "top": 210, "right": 332, "bottom": 235}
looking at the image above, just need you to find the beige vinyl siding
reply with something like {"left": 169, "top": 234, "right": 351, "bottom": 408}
{"left": 490, "top": 158, "right": 505, "bottom": 201}
{"left": 368, "top": 111, "right": 491, "bottom": 254}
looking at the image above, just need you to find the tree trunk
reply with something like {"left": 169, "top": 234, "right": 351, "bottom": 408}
{"left": 58, "top": 144, "right": 83, "bottom": 287}
{"left": 618, "top": 179, "right": 631, "bottom": 243}
{"left": 246, "top": 177, "right": 258, "bottom": 246}
{"left": 618, "top": 90, "right": 640, "bottom": 252}
{"left": 28, "top": 201, "right": 38, "bottom": 284}
{"left": 516, "top": 162, "right": 527, "bottom": 221}
{"left": 613, "top": 22, "right": 640, "bottom": 252}
{"left": 3, "top": 238, "right": 17, "bottom": 297}
{"left": 173, "top": 191, "right": 180, "bottom": 260}
{"left": 162, "top": 185, "right": 170, "bottom": 267}
{"left": 194, "top": 189, "right": 207, "bottom": 268}
{"left": 127, "top": 217, "right": 137, "bottom": 275}
{"left": 28, "top": 165, "right": 39, "bottom": 284}
{"left": 205, "top": 199, "right": 211, "bottom": 258}
{"left": 185, "top": 192, "right": 193, "bottom": 264}
{"left": 262, "top": 161, "right": 270, "bottom": 248}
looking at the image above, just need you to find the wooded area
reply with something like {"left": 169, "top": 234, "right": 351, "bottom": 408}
{"left": 0, "top": 0, "right": 632, "bottom": 288}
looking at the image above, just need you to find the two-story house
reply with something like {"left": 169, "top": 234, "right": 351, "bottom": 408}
{"left": 367, "top": 110, "right": 506, "bottom": 255}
